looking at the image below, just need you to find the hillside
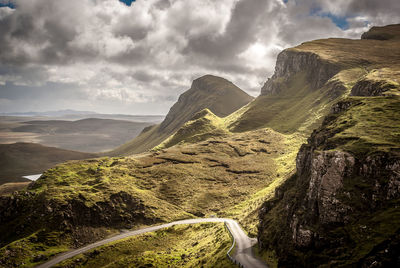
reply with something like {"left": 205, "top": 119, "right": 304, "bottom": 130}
{"left": 0, "top": 143, "right": 96, "bottom": 185}
{"left": 0, "top": 128, "right": 298, "bottom": 267}
{"left": 258, "top": 24, "right": 400, "bottom": 267}
{"left": 109, "top": 75, "right": 253, "bottom": 155}
{"left": 0, "top": 24, "right": 399, "bottom": 267}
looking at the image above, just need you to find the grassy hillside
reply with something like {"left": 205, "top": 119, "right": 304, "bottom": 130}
{"left": 0, "top": 143, "right": 95, "bottom": 185}
{"left": 56, "top": 223, "right": 234, "bottom": 268}
{"left": 155, "top": 109, "right": 229, "bottom": 150}
{"left": 258, "top": 96, "right": 400, "bottom": 267}
{"left": 108, "top": 75, "right": 253, "bottom": 156}
{"left": 1, "top": 25, "right": 400, "bottom": 267}
{"left": 0, "top": 128, "right": 299, "bottom": 267}
{"left": 256, "top": 25, "right": 400, "bottom": 267}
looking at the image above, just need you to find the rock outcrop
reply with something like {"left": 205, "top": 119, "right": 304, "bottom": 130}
{"left": 258, "top": 98, "right": 400, "bottom": 267}
{"left": 350, "top": 78, "right": 398, "bottom": 96}
{"left": 261, "top": 50, "right": 341, "bottom": 95}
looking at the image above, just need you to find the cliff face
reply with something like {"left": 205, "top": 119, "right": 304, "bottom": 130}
{"left": 258, "top": 97, "right": 400, "bottom": 267}
{"left": 261, "top": 50, "right": 341, "bottom": 96}
{"left": 257, "top": 24, "right": 400, "bottom": 267}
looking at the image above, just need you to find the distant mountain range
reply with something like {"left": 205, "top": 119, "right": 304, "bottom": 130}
{"left": 1, "top": 109, "right": 97, "bottom": 117}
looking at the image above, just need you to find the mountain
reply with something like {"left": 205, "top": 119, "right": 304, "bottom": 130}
{"left": 257, "top": 24, "right": 400, "bottom": 267}
{"left": 0, "top": 143, "right": 95, "bottom": 185}
{"left": 109, "top": 74, "right": 253, "bottom": 155}
{"left": 0, "top": 24, "right": 399, "bottom": 267}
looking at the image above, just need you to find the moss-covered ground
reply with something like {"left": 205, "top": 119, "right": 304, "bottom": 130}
{"left": 55, "top": 223, "right": 234, "bottom": 268}
{"left": 319, "top": 96, "right": 400, "bottom": 156}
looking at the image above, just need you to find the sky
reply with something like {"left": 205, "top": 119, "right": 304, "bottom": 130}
{"left": 0, "top": 0, "right": 399, "bottom": 115}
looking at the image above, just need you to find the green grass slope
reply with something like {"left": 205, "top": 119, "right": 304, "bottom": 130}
{"left": 108, "top": 75, "right": 253, "bottom": 156}
{"left": 0, "top": 127, "right": 298, "bottom": 267}
{"left": 2, "top": 24, "right": 400, "bottom": 268}
{"left": 228, "top": 25, "right": 400, "bottom": 136}
{"left": 56, "top": 223, "right": 234, "bottom": 268}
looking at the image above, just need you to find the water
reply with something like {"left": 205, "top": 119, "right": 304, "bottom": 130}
{"left": 22, "top": 174, "right": 42, "bottom": 181}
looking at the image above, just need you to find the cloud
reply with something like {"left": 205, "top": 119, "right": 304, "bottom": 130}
{"left": 0, "top": 0, "right": 398, "bottom": 114}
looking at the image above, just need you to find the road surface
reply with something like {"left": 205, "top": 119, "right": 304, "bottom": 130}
{"left": 36, "top": 218, "right": 268, "bottom": 268}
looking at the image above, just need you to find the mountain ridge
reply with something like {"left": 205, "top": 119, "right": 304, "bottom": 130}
{"left": 108, "top": 74, "right": 253, "bottom": 156}
{"left": 1, "top": 24, "right": 399, "bottom": 267}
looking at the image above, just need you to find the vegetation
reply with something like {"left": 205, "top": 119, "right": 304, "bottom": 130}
{"left": 56, "top": 223, "right": 234, "bottom": 268}
{"left": 2, "top": 24, "right": 400, "bottom": 267}
{"left": 0, "top": 231, "right": 72, "bottom": 268}
{"left": 321, "top": 96, "right": 400, "bottom": 157}
{"left": 0, "top": 127, "right": 297, "bottom": 266}
{"left": 108, "top": 75, "right": 253, "bottom": 156}
{"left": 155, "top": 109, "right": 229, "bottom": 150}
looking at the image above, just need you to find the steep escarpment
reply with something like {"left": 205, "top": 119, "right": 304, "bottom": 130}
{"left": 230, "top": 24, "right": 400, "bottom": 136}
{"left": 230, "top": 46, "right": 352, "bottom": 134}
{"left": 261, "top": 50, "right": 341, "bottom": 95}
{"left": 109, "top": 75, "right": 253, "bottom": 155}
{"left": 257, "top": 24, "right": 400, "bottom": 267}
{"left": 258, "top": 96, "right": 400, "bottom": 267}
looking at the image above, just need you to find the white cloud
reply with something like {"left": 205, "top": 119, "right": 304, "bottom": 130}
{"left": 0, "top": 0, "right": 398, "bottom": 114}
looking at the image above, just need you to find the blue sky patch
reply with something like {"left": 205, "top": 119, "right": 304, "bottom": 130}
{"left": 321, "top": 13, "right": 349, "bottom": 30}
{"left": 310, "top": 7, "right": 349, "bottom": 30}
{"left": 119, "top": 0, "right": 135, "bottom": 6}
{"left": 0, "top": 1, "right": 15, "bottom": 9}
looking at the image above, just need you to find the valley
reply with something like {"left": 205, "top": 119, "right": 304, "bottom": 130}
{"left": 0, "top": 115, "right": 164, "bottom": 185}
{"left": 0, "top": 24, "right": 399, "bottom": 268}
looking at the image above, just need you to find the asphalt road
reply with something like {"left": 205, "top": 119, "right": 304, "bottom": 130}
{"left": 36, "top": 218, "right": 268, "bottom": 268}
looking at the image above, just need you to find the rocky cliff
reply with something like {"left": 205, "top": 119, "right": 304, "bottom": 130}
{"left": 261, "top": 50, "right": 341, "bottom": 96}
{"left": 258, "top": 97, "right": 400, "bottom": 267}
{"left": 257, "top": 24, "right": 400, "bottom": 267}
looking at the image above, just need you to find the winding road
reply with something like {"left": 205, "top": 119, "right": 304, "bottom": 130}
{"left": 36, "top": 218, "right": 268, "bottom": 268}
